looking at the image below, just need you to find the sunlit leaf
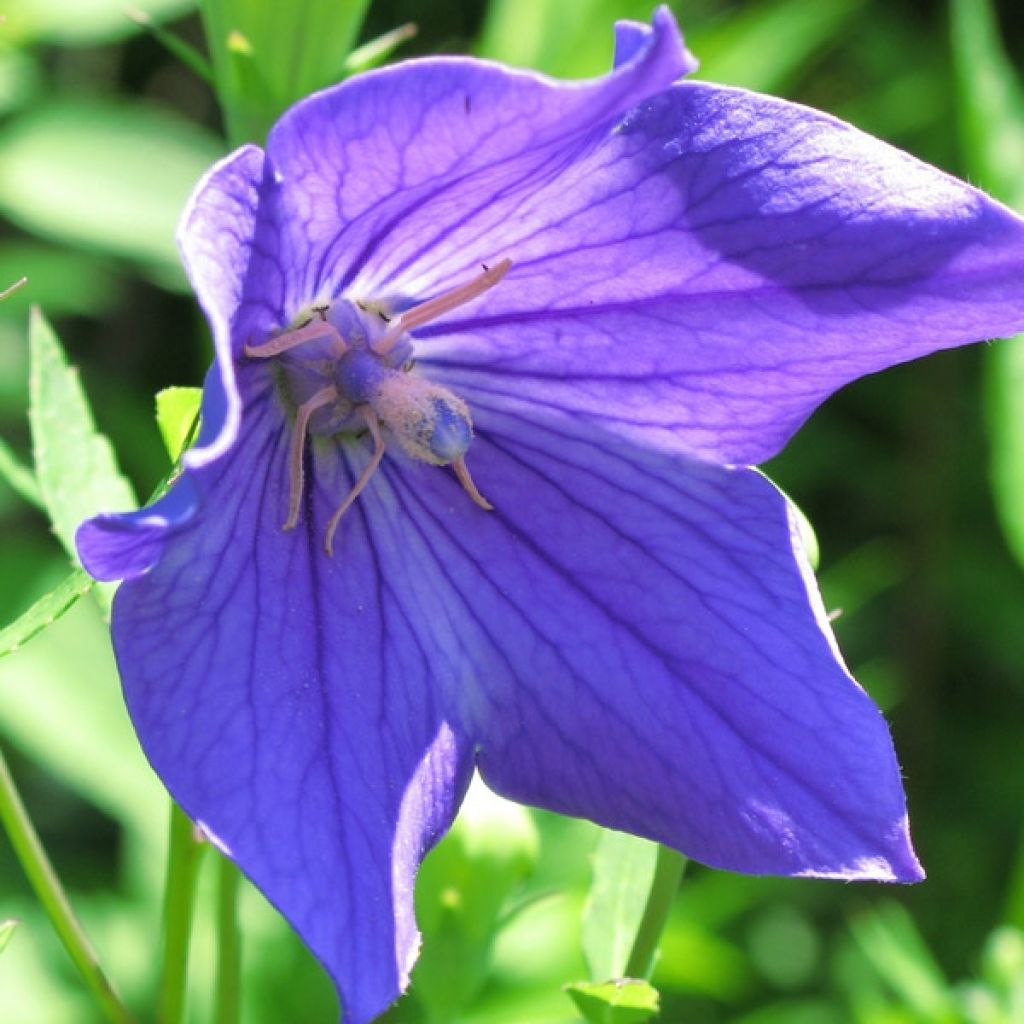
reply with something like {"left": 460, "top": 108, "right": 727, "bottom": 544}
{"left": 950, "top": 0, "right": 1024, "bottom": 208}
{"left": 949, "top": 0, "right": 1024, "bottom": 571}
{"left": 848, "top": 903, "right": 958, "bottom": 1021}
{"left": 5, "top": 0, "right": 195, "bottom": 46}
{"left": 582, "top": 830, "right": 658, "bottom": 982}
{"left": 0, "top": 568, "right": 94, "bottom": 659}
{"left": 343, "top": 22, "right": 417, "bottom": 76}
{"left": 0, "top": 919, "right": 18, "bottom": 954}
{"left": 28, "top": 308, "right": 135, "bottom": 588}
{"left": 0, "top": 596, "right": 163, "bottom": 834}
{"left": 200, "top": 0, "right": 371, "bottom": 145}
{"left": 0, "top": 436, "right": 41, "bottom": 510}
{"left": 565, "top": 978, "right": 660, "bottom": 1024}
{"left": 478, "top": 0, "right": 650, "bottom": 77}
{"left": 690, "top": 0, "right": 864, "bottom": 93}
{"left": 0, "top": 100, "right": 221, "bottom": 284}
{"left": 124, "top": 4, "right": 214, "bottom": 82}
{"left": 0, "top": 47, "right": 40, "bottom": 118}
{"left": 412, "top": 778, "right": 538, "bottom": 1019}
{"left": 155, "top": 386, "right": 202, "bottom": 461}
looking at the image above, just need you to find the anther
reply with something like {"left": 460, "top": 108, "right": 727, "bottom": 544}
{"left": 373, "top": 258, "right": 512, "bottom": 356}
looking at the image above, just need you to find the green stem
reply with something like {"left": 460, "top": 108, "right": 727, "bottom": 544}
{"left": 213, "top": 854, "right": 242, "bottom": 1024}
{"left": 624, "top": 846, "right": 687, "bottom": 979}
{"left": 0, "top": 744, "right": 132, "bottom": 1023}
{"left": 157, "top": 802, "right": 207, "bottom": 1024}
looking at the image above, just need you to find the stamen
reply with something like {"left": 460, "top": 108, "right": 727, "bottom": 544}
{"left": 245, "top": 317, "right": 348, "bottom": 359}
{"left": 324, "top": 407, "right": 387, "bottom": 556}
{"left": 453, "top": 456, "right": 493, "bottom": 510}
{"left": 373, "top": 258, "right": 512, "bottom": 356}
{"left": 284, "top": 385, "right": 338, "bottom": 530}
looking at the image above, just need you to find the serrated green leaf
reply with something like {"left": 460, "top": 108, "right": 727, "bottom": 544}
{"left": 565, "top": 979, "right": 660, "bottom": 1024}
{"left": 28, "top": 307, "right": 136, "bottom": 580}
{"left": 0, "top": 919, "right": 17, "bottom": 954}
{"left": 0, "top": 568, "right": 94, "bottom": 659}
{"left": 582, "top": 830, "right": 659, "bottom": 982}
{"left": 0, "top": 436, "right": 42, "bottom": 510}
{"left": 0, "top": 100, "right": 222, "bottom": 284}
{"left": 155, "top": 386, "right": 203, "bottom": 461}
{"left": 200, "top": 0, "right": 371, "bottom": 145}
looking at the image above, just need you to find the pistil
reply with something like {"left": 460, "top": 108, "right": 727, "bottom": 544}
{"left": 245, "top": 259, "right": 511, "bottom": 553}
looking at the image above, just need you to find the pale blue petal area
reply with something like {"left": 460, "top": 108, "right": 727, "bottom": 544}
{"left": 370, "top": 402, "right": 921, "bottom": 881}
{"left": 384, "top": 82, "right": 1024, "bottom": 465}
{"left": 177, "top": 145, "right": 268, "bottom": 468}
{"left": 260, "top": 7, "right": 693, "bottom": 310}
{"left": 76, "top": 474, "right": 197, "bottom": 582}
{"left": 77, "top": 147, "right": 273, "bottom": 579}
{"left": 109, "top": 394, "right": 473, "bottom": 1024}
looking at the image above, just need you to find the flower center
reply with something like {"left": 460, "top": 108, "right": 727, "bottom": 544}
{"left": 244, "top": 259, "right": 510, "bottom": 555}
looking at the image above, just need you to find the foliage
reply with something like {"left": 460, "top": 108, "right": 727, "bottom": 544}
{"left": 2, "top": 1, "right": 1024, "bottom": 1022}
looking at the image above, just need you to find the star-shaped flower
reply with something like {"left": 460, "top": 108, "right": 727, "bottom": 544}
{"left": 77, "top": 9, "right": 1024, "bottom": 1022}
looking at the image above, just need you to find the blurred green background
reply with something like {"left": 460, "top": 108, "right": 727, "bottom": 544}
{"left": 2, "top": 0, "right": 1024, "bottom": 1021}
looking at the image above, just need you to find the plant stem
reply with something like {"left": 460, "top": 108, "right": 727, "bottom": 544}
{"left": 0, "top": 744, "right": 132, "bottom": 1023}
{"left": 624, "top": 845, "right": 687, "bottom": 979}
{"left": 213, "top": 854, "right": 242, "bottom": 1024}
{"left": 157, "top": 802, "right": 207, "bottom": 1024}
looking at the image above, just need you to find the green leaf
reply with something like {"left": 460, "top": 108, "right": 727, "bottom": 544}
{"left": 28, "top": 308, "right": 135, "bottom": 581}
{"left": 950, "top": 0, "right": 1024, "bottom": 208}
{"left": 0, "top": 47, "right": 41, "bottom": 118}
{"left": 0, "top": 590, "right": 163, "bottom": 834}
{"left": 0, "top": 568, "right": 94, "bottom": 659}
{"left": 0, "top": 436, "right": 42, "bottom": 510}
{"left": 987, "top": 344, "right": 1024, "bottom": 569}
{"left": 6, "top": 0, "right": 195, "bottom": 46}
{"left": 848, "top": 903, "right": 958, "bottom": 1022}
{"left": 478, "top": 0, "right": 651, "bottom": 77}
{"left": 565, "top": 979, "right": 660, "bottom": 1024}
{"left": 412, "top": 778, "right": 538, "bottom": 1019}
{"left": 0, "top": 245, "right": 120, "bottom": 318}
{"left": 949, "top": 0, "right": 1024, "bottom": 571}
{"left": 690, "top": 0, "right": 865, "bottom": 94}
{"left": 200, "top": 0, "right": 371, "bottom": 145}
{"left": 124, "top": 4, "right": 214, "bottom": 82}
{"left": 0, "top": 100, "right": 222, "bottom": 285}
{"left": 155, "top": 386, "right": 203, "bottom": 461}
{"left": 343, "top": 23, "right": 417, "bottom": 76}
{"left": 582, "top": 830, "right": 659, "bottom": 981}
{"left": 0, "top": 919, "right": 17, "bottom": 954}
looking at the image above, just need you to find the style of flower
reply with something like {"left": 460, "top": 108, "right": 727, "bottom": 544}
{"left": 77, "top": 9, "right": 1024, "bottom": 1022}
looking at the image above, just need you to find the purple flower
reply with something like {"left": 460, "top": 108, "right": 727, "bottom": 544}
{"left": 77, "top": 9, "right": 1024, "bottom": 1022}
